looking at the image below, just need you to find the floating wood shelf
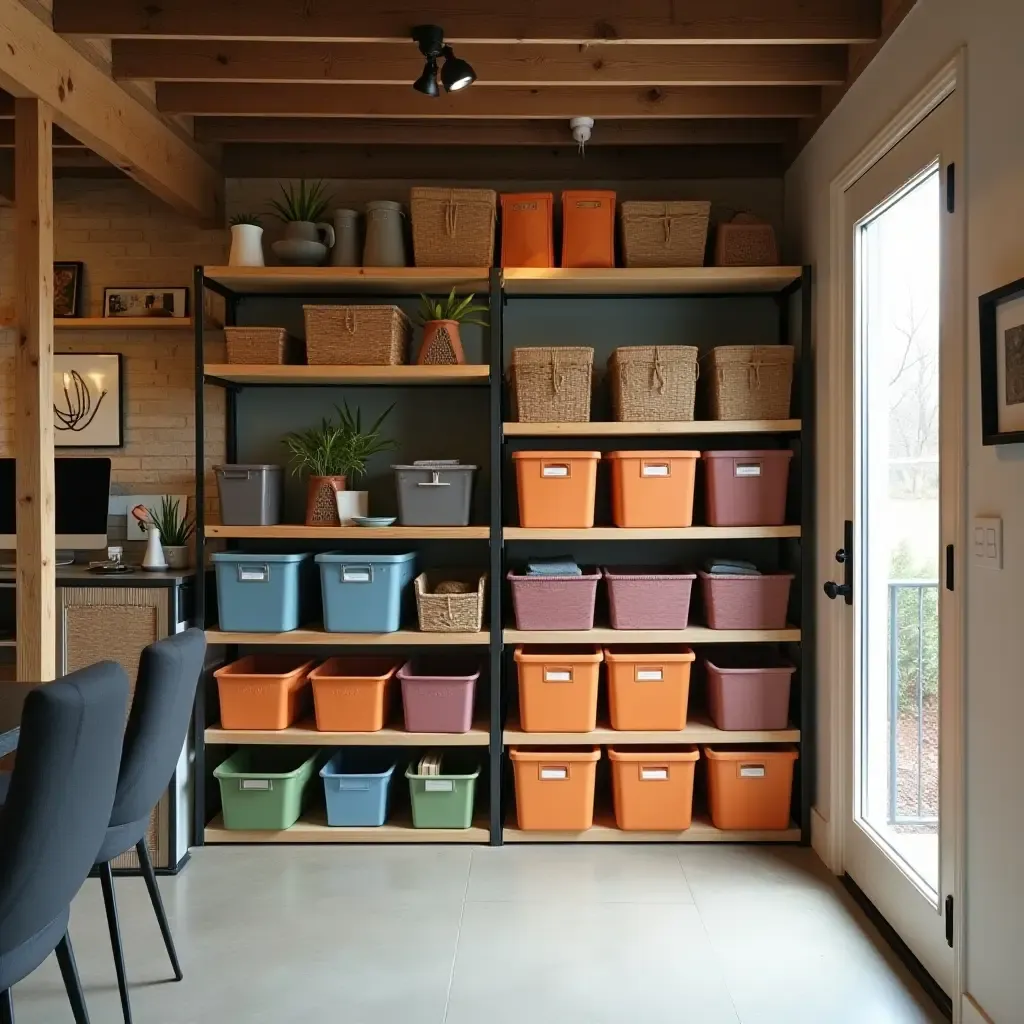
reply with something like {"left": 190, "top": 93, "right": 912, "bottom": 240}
{"left": 503, "top": 813, "right": 801, "bottom": 843}
{"left": 203, "top": 266, "right": 492, "bottom": 296}
{"left": 206, "top": 720, "right": 490, "bottom": 746}
{"left": 204, "top": 364, "right": 489, "bottom": 386}
{"left": 2, "top": 317, "right": 210, "bottom": 331}
{"left": 503, "top": 715, "right": 800, "bottom": 746}
{"left": 504, "top": 526, "right": 800, "bottom": 541}
{"left": 503, "top": 419, "right": 801, "bottom": 436}
{"left": 206, "top": 626, "right": 490, "bottom": 646}
{"left": 503, "top": 626, "right": 800, "bottom": 644}
{"left": 502, "top": 267, "right": 803, "bottom": 296}
{"left": 204, "top": 812, "right": 489, "bottom": 844}
{"left": 206, "top": 525, "right": 490, "bottom": 540}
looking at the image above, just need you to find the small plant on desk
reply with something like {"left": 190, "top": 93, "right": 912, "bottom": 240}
{"left": 135, "top": 498, "right": 195, "bottom": 570}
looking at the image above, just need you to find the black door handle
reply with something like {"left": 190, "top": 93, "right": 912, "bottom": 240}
{"left": 824, "top": 521, "right": 854, "bottom": 606}
{"left": 824, "top": 580, "right": 852, "bottom": 601}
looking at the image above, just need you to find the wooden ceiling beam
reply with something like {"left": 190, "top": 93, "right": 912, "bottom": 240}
{"left": 0, "top": 122, "right": 83, "bottom": 147}
{"left": 159, "top": 83, "right": 822, "bottom": 119}
{"left": 55, "top": 0, "right": 880, "bottom": 45}
{"left": 112, "top": 40, "right": 848, "bottom": 87}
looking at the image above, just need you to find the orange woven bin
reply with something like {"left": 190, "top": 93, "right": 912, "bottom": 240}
{"left": 704, "top": 745, "right": 798, "bottom": 830}
{"left": 308, "top": 657, "right": 400, "bottom": 732}
{"left": 510, "top": 747, "right": 601, "bottom": 831}
{"left": 214, "top": 655, "right": 315, "bottom": 731}
{"left": 606, "top": 450, "right": 699, "bottom": 528}
{"left": 604, "top": 647, "right": 694, "bottom": 731}
{"left": 562, "top": 190, "right": 616, "bottom": 268}
{"left": 609, "top": 747, "right": 700, "bottom": 831}
{"left": 512, "top": 450, "right": 601, "bottom": 528}
{"left": 514, "top": 646, "right": 602, "bottom": 732}
{"left": 501, "top": 192, "right": 554, "bottom": 268}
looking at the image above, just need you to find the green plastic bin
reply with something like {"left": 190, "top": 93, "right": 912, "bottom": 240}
{"left": 214, "top": 748, "right": 321, "bottom": 831}
{"left": 406, "top": 759, "right": 480, "bottom": 829}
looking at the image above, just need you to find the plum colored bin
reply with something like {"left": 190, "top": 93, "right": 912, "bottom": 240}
{"left": 507, "top": 570, "right": 600, "bottom": 631}
{"left": 398, "top": 659, "right": 479, "bottom": 733}
{"left": 703, "top": 449, "right": 793, "bottom": 527}
{"left": 603, "top": 567, "right": 696, "bottom": 630}
{"left": 705, "top": 655, "right": 796, "bottom": 731}
{"left": 699, "top": 571, "right": 794, "bottom": 630}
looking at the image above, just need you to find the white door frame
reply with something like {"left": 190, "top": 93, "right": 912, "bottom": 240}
{"left": 821, "top": 50, "right": 966, "bottom": 1015}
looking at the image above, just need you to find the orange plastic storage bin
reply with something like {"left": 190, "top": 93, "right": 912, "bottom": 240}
{"left": 607, "top": 450, "right": 699, "bottom": 528}
{"left": 604, "top": 647, "right": 695, "bottom": 730}
{"left": 501, "top": 192, "right": 554, "bottom": 268}
{"left": 214, "top": 654, "right": 315, "bottom": 731}
{"left": 562, "top": 190, "right": 616, "bottom": 268}
{"left": 512, "top": 450, "right": 601, "bottom": 528}
{"left": 308, "top": 656, "right": 400, "bottom": 732}
{"left": 514, "top": 646, "right": 602, "bottom": 732}
{"left": 608, "top": 747, "right": 700, "bottom": 831}
{"left": 510, "top": 747, "right": 601, "bottom": 831}
{"left": 704, "top": 745, "right": 799, "bottom": 830}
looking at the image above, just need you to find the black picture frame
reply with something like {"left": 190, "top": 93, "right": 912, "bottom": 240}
{"left": 53, "top": 261, "right": 84, "bottom": 319}
{"left": 102, "top": 286, "right": 190, "bottom": 319}
{"left": 53, "top": 352, "right": 125, "bottom": 449}
{"left": 980, "top": 274, "right": 1024, "bottom": 446}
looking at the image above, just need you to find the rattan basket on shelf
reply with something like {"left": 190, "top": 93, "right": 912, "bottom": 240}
{"left": 302, "top": 305, "right": 411, "bottom": 365}
{"left": 510, "top": 347, "right": 593, "bottom": 423}
{"left": 610, "top": 346, "right": 698, "bottom": 421}
{"left": 620, "top": 200, "right": 711, "bottom": 268}
{"left": 714, "top": 215, "right": 779, "bottom": 267}
{"left": 224, "top": 326, "right": 298, "bottom": 365}
{"left": 410, "top": 187, "right": 496, "bottom": 267}
{"left": 415, "top": 571, "right": 487, "bottom": 633}
{"left": 705, "top": 345, "right": 794, "bottom": 420}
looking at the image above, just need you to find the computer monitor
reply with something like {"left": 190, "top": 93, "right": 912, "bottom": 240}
{"left": 0, "top": 457, "right": 111, "bottom": 551}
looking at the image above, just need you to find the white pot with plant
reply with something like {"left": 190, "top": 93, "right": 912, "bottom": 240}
{"left": 133, "top": 498, "right": 195, "bottom": 570}
{"left": 283, "top": 402, "right": 396, "bottom": 526}
{"left": 229, "top": 213, "right": 265, "bottom": 267}
{"left": 416, "top": 288, "right": 489, "bottom": 365}
{"left": 269, "top": 180, "right": 336, "bottom": 266}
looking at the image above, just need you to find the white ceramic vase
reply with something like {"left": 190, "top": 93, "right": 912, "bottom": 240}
{"left": 142, "top": 526, "right": 168, "bottom": 571}
{"left": 334, "top": 490, "right": 369, "bottom": 525}
{"left": 229, "top": 223, "right": 265, "bottom": 267}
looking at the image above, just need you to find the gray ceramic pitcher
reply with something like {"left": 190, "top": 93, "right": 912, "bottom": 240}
{"left": 330, "top": 208, "right": 361, "bottom": 267}
{"left": 363, "top": 200, "right": 407, "bottom": 267}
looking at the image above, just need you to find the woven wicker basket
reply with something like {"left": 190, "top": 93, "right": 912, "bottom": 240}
{"left": 714, "top": 217, "right": 779, "bottom": 267}
{"left": 303, "top": 305, "right": 411, "bottom": 365}
{"left": 610, "top": 346, "right": 698, "bottom": 422}
{"left": 224, "top": 326, "right": 298, "bottom": 365}
{"left": 410, "top": 187, "right": 496, "bottom": 267}
{"left": 415, "top": 571, "right": 487, "bottom": 633}
{"left": 705, "top": 345, "right": 795, "bottom": 420}
{"left": 510, "top": 347, "right": 593, "bottom": 423}
{"left": 621, "top": 200, "right": 711, "bottom": 268}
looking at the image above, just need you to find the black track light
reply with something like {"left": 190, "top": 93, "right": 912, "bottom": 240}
{"left": 440, "top": 45, "right": 476, "bottom": 92}
{"left": 413, "top": 56, "right": 440, "bottom": 97}
{"left": 411, "top": 24, "right": 476, "bottom": 95}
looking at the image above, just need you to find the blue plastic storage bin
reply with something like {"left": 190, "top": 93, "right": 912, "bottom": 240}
{"left": 316, "top": 551, "right": 417, "bottom": 633}
{"left": 320, "top": 750, "right": 398, "bottom": 827}
{"left": 212, "top": 552, "right": 314, "bottom": 632}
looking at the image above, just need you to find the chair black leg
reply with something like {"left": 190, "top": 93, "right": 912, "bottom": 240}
{"left": 55, "top": 933, "right": 90, "bottom": 1024}
{"left": 0, "top": 988, "right": 13, "bottom": 1024}
{"left": 99, "top": 862, "right": 133, "bottom": 1024}
{"left": 136, "top": 840, "right": 183, "bottom": 982}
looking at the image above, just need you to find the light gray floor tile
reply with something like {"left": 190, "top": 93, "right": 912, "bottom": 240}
{"left": 677, "top": 844, "right": 836, "bottom": 896}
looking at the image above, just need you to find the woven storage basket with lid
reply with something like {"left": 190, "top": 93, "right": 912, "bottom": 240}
{"left": 621, "top": 201, "right": 710, "bottom": 268}
{"left": 411, "top": 187, "right": 496, "bottom": 268}
{"left": 610, "top": 345, "right": 698, "bottom": 421}
{"left": 705, "top": 345, "right": 794, "bottom": 420}
{"left": 414, "top": 571, "right": 487, "bottom": 633}
{"left": 224, "top": 326, "right": 298, "bottom": 365}
{"left": 510, "top": 347, "right": 593, "bottom": 423}
{"left": 303, "top": 304, "right": 411, "bottom": 365}
{"left": 714, "top": 213, "right": 779, "bottom": 267}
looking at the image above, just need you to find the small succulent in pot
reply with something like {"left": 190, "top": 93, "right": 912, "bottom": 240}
{"left": 135, "top": 497, "right": 195, "bottom": 569}
{"left": 228, "top": 212, "right": 266, "bottom": 267}
{"left": 415, "top": 288, "right": 489, "bottom": 365}
{"left": 269, "top": 180, "right": 336, "bottom": 265}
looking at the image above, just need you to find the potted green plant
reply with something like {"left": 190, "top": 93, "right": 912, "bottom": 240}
{"left": 416, "top": 288, "right": 489, "bottom": 365}
{"left": 228, "top": 213, "right": 265, "bottom": 268}
{"left": 268, "top": 180, "right": 335, "bottom": 266}
{"left": 137, "top": 497, "right": 195, "bottom": 569}
{"left": 283, "top": 402, "right": 396, "bottom": 526}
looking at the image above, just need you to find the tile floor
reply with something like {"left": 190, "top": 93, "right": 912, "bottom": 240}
{"left": 10, "top": 845, "right": 946, "bottom": 1024}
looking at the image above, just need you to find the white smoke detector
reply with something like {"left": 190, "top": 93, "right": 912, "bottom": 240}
{"left": 570, "top": 116, "right": 595, "bottom": 155}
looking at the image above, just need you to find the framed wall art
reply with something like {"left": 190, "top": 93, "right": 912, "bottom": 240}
{"left": 53, "top": 353, "right": 124, "bottom": 448}
{"left": 53, "top": 262, "right": 84, "bottom": 318}
{"left": 103, "top": 286, "right": 189, "bottom": 319}
{"left": 980, "top": 275, "right": 1024, "bottom": 445}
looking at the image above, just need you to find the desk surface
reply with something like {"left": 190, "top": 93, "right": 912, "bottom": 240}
{"left": 0, "top": 682, "right": 33, "bottom": 758}
{"left": 0, "top": 566, "right": 192, "bottom": 586}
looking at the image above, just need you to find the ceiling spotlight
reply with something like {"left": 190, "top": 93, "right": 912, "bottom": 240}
{"left": 440, "top": 45, "right": 476, "bottom": 92}
{"left": 411, "top": 24, "right": 477, "bottom": 95}
{"left": 413, "top": 56, "right": 441, "bottom": 97}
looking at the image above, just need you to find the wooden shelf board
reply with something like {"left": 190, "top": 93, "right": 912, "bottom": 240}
{"left": 203, "top": 266, "right": 491, "bottom": 296}
{"left": 504, "top": 526, "right": 800, "bottom": 541}
{"left": 502, "top": 267, "right": 803, "bottom": 296}
{"left": 54, "top": 316, "right": 202, "bottom": 330}
{"left": 206, "top": 525, "right": 489, "bottom": 540}
{"left": 503, "top": 626, "right": 800, "bottom": 644}
{"left": 204, "top": 364, "right": 489, "bottom": 386}
{"left": 503, "top": 715, "right": 800, "bottom": 746}
{"left": 204, "top": 811, "right": 488, "bottom": 844}
{"left": 206, "top": 720, "right": 489, "bottom": 746}
{"left": 206, "top": 627, "right": 490, "bottom": 646}
{"left": 503, "top": 812, "right": 800, "bottom": 843}
{"left": 503, "top": 420, "right": 801, "bottom": 436}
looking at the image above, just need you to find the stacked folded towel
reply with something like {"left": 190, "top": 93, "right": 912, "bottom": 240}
{"left": 525, "top": 556, "right": 582, "bottom": 577}
{"left": 704, "top": 559, "right": 761, "bottom": 576}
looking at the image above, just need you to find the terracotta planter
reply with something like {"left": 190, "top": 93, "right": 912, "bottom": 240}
{"left": 305, "top": 475, "right": 346, "bottom": 526}
{"left": 418, "top": 319, "right": 465, "bottom": 365}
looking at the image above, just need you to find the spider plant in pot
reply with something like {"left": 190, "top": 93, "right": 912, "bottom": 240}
{"left": 268, "top": 180, "right": 336, "bottom": 266}
{"left": 415, "top": 288, "right": 489, "bottom": 366}
{"left": 135, "top": 497, "right": 195, "bottom": 570}
{"left": 228, "top": 212, "right": 265, "bottom": 268}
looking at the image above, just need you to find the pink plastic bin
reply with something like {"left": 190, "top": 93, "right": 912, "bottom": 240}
{"left": 699, "top": 571, "right": 794, "bottom": 630}
{"left": 507, "top": 570, "right": 600, "bottom": 631}
{"left": 397, "top": 659, "right": 479, "bottom": 733}
{"left": 603, "top": 568, "right": 696, "bottom": 630}
{"left": 703, "top": 449, "right": 793, "bottom": 527}
{"left": 705, "top": 655, "right": 796, "bottom": 730}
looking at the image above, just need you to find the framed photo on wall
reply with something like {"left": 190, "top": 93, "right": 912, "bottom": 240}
{"left": 53, "top": 262, "right": 84, "bottom": 319}
{"left": 103, "top": 286, "right": 189, "bottom": 319}
{"left": 980, "top": 275, "right": 1024, "bottom": 445}
{"left": 53, "top": 353, "right": 124, "bottom": 448}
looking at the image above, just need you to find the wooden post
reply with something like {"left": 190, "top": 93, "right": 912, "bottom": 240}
{"left": 14, "top": 98, "right": 55, "bottom": 682}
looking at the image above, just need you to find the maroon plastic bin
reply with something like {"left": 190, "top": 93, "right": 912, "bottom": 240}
{"left": 507, "top": 570, "right": 600, "bottom": 631}
{"left": 699, "top": 571, "right": 794, "bottom": 630}
{"left": 703, "top": 449, "right": 793, "bottom": 527}
{"left": 603, "top": 568, "right": 696, "bottom": 630}
{"left": 705, "top": 655, "right": 796, "bottom": 730}
{"left": 398, "top": 659, "right": 479, "bottom": 733}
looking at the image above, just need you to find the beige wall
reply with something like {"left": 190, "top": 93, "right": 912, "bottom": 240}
{"left": 785, "top": 0, "right": 1024, "bottom": 1017}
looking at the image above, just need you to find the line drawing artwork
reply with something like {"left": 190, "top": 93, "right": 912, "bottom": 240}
{"left": 55, "top": 369, "right": 107, "bottom": 433}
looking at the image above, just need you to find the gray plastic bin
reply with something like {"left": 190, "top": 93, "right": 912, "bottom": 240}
{"left": 316, "top": 551, "right": 417, "bottom": 633}
{"left": 215, "top": 464, "right": 283, "bottom": 526}
{"left": 393, "top": 461, "right": 477, "bottom": 527}
{"left": 212, "top": 552, "right": 314, "bottom": 632}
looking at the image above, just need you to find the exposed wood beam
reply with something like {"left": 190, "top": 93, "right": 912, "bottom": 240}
{"left": 14, "top": 98, "right": 56, "bottom": 682}
{"left": 159, "top": 83, "right": 822, "bottom": 119}
{"left": 113, "top": 40, "right": 848, "bottom": 86}
{"left": 0, "top": 122, "right": 83, "bottom": 147}
{"left": 0, "top": 0, "right": 221, "bottom": 221}
{"left": 195, "top": 116, "right": 798, "bottom": 146}
{"left": 54, "top": 0, "right": 880, "bottom": 44}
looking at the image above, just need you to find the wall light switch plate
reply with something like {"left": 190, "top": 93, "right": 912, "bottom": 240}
{"left": 972, "top": 517, "right": 1002, "bottom": 568}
